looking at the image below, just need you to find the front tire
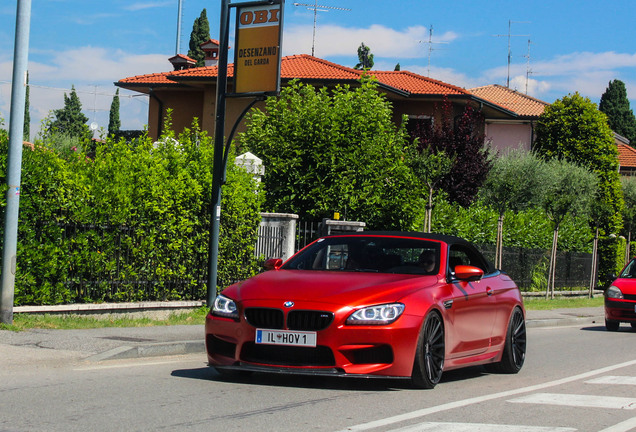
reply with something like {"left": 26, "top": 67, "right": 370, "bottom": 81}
{"left": 487, "top": 307, "right": 526, "bottom": 374}
{"left": 606, "top": 319, "right": 620, "bottom": 332}
{"left": 411, "top": 311, "right": 445, "bottom": 389}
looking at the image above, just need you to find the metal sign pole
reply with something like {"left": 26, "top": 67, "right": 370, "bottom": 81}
{"left": 207, "top": 0, "right": 231, "bottom": 308}
{"left": 1, "top": 0, "right": 31, "bottom": 325}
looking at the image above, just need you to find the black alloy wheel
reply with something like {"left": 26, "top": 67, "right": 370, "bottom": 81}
{"left": 411, "top": 311, "right": 445, "bottom": 389}
{"left": 486, "top": 307, "right": 526, "bottom": 374}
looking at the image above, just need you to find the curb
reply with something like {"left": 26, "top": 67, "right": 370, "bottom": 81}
{"left": 526, "top": 315, "right": 603, "bottom": 329}
{"left": 88, "top": 340, "right": 205, "bottom": 362}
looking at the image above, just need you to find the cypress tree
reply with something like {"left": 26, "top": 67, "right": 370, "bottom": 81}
{"left": 599, "top": 79, "right": 636, "bottom": 145}
{"left": 48, "top": 85, "right": 91, "bottom": 140}
{"left": 23, "top": 71, "right": 30, "bottom": 141}
{"left": 187, "top": 9, "right": 211, "bottom": 67}
{"left": 108, "top": 89, "right": 121, "bottom": 136}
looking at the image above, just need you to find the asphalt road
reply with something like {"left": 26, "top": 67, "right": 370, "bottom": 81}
{"left": 2, "top": 317, "right": 636, "bottom": 432}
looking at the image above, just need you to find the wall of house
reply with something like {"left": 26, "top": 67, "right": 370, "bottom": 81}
{"left": 148, "top": 90, "right": 204, "bottom": 139}
{"left": 147, "top": 86, "right": 266, "bottom": 141}
{"left": 484, "top": 122, "right": 534, "bottom": 153}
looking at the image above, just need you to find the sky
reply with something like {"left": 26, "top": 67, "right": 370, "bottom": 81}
{"left": 1, "top": 0, "right": 635, "bottom": 139}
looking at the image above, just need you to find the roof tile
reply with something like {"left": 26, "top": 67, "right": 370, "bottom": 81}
{"left": 117, "top": 54, "right": 470, "bottom": 96}
{"left": 618, "top": 144, "right": 636, "bottom": 168}
{"left": 469, "top": 84, "right": 548, "bottom": 117}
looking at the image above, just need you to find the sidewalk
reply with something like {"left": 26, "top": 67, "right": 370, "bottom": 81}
{"left": 0, "top": 307, "right": 605, "bottom": 367}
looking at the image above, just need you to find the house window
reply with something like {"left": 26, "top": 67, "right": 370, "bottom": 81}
{"left": 406, "top": 115, "right": 433, "bottom": 138}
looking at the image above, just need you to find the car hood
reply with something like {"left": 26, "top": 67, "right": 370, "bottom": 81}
{"left": 222, "top": 270, "right": 438, "bottom": 306}
{"left": 612, "top": 277, "right": 636, "bottom": 295}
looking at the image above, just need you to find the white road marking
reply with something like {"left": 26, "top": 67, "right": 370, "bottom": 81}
{"left": 586, "top": 376, "right": 636, "bottom": 386}
{"left": 337, "top": 359, "right": 636, "bottom": 432}
{"left": 509, "top": 393, "right": 636, "bottom": 410}
{"left": 386, "top": 422, "right": 575, "bottom": 432}
{"left": 598, "top": 416, "right": 636, "bottom": 432}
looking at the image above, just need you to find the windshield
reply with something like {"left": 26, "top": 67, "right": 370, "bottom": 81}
{"left": 283, "top": 236, "right": 441, "bottom": 275}
{"left": 620, "top": 259, "right": 636, "bottom": 278}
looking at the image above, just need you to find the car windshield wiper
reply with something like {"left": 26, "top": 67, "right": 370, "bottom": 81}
{"left": 352, "top": 268, "right": 379, "bottom": 273}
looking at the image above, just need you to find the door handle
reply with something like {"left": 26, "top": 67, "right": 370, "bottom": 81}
{"left": 486, "top": 287, "right": 493, "bottom": 296}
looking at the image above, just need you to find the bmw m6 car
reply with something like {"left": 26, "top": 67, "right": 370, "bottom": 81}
{"left": 605, "top": 257, "right": 636, "bottom": 331}
{"left": 205, "top": 232, "right": 526, "bottom": 388}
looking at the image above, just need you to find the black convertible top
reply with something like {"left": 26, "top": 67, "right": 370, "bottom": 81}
{"left": 324, "top": 231, "right": 472, "bottom": 246}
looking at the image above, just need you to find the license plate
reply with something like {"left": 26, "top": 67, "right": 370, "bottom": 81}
{"left": 256, "top": 329, "right": 317, "bottom": 347}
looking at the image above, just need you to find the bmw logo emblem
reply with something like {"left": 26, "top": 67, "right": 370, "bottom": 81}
{"left": 283, "top": 301, "right": 294, "bottom": 308}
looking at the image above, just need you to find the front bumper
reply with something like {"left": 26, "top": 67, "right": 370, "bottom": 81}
{"left": 205, "top": 310, "right": 422, "bottom": 378}
{"left": 605, "top": 298, "right": 636, "bottom": 322}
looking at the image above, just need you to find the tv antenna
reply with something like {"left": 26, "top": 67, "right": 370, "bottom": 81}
{"left": 418, "top": 25, "right": 448, "bottom": 77}
{"left": 293, "top": 1, "right": 351, "bottom": 56}
{"left": 524, "top": 39, "right": 533, "bottom": 94}
{"left": 493, "top": 20, "right": 530, "bottom": 87}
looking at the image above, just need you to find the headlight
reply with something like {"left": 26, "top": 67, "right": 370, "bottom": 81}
{"left": 212, "top": 294, "right": 238, "bottom": 319}
{"left": 606, "top": 286, "right": 624, "bottom": 300}
{"left": 346, "top": 303, "right": 405, "bottom": 325}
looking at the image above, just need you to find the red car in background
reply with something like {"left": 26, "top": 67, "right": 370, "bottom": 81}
{"left": 605, "top": 257, "right": 636, "bottom": 331}
{"left": 205, "top": 232, "right": 526, "bottom": 388}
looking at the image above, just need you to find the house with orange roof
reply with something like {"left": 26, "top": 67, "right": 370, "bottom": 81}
{"left": 617, "top": 136, "right": 636, "bottom": 176}
{"left": 468, "top": 84, "right": 549, "bottom": 153}
{"left": 116, "top": 51, "right": 520, "bottom": 140}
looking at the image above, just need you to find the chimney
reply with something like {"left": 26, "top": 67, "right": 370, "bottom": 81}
{"left": 201, "top": 39, "right": 221, "bottom": 67}
{"left": 168, "top": 54, "right": 196, "bottom": 71}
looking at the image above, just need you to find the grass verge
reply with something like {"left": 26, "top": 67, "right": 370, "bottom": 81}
{"left": 0, "top": 306, "right": 209, "bottom": 331}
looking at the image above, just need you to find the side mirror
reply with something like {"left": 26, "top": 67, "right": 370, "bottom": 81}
{"left": 453, "top": 265, "right": 484, "bottom": 282}
{"left": 264, "top": 258, "right": 283, "bottom": 271}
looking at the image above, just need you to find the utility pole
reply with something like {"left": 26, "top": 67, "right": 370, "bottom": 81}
{"left": 1, "top": 0, "right": 31, "bottom": 324}
{"left": 175, "top": 0, "right": 183, "bottom": 54}
{"left": 293, "top": 1, "right": 350, "bottom": 56}
{"left": 493, "top": 20, "right": 529, "bottom": 88}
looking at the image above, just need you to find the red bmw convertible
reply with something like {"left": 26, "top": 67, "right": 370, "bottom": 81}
{"left": 205, "top": 232, "right": 526, "bottom": 388}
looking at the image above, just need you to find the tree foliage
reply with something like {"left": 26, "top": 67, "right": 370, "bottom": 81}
{"left": 534, "top": 92, "right": 623, "bottom": 232}
{"left": 24, "top": 71, "right": 30, "bottom": 141}
{"left": 540, "top": 159, "right": 597, "bottom": 296}
{"left": 240, "top": 79, "right": 423, "bottom": 230}
{"left": 46, "top": 85, "right": 91, "bottom": 140}
{"left": 108, "top": 88, "right": 121, "bottom": 136}
{"left": 479, "top": 150, "right": 547, "bottom": 267}
{"left": 409, "top": 146, "right": 453, "bottom": 232}
{"left": 621, "top": 176, "right": 636, "bottom": 263}
{"left": 412, "top": 99, "right": 492, "bottom": 207}
{"left": 188, "top": 8, "right": 211, "bottom": 67}
{"left": 354, "top": 42, "right": 374, "bottom": 70}
{"left": 599, "top": 79, "right": 636, "bottom": 145}
{"left": 534, "top": 92, "right": 624, "bottom": 282}
{"left": 0, "top": 116, "right": 262, "bottom": 305}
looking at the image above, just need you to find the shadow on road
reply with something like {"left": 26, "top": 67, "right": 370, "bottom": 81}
{"left": 171, "top": 364, "right": 492, "bottom": 391}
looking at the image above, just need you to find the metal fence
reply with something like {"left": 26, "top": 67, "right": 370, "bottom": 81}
{"left": 477, "top": 244, "right": 593, "bottom": 290}
{"left": 31, "top": 221, "right": 207, "bottom": 303}
{"left": 29, "top": 221, "right": 593, "bottom": 303}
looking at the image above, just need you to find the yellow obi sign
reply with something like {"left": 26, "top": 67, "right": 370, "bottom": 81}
{"left": 234, "top": 2, "right": 283, "bottom": 95}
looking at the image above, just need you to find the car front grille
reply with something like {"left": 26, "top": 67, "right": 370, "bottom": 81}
{"left": 623, "top": 294, "right": 636, "bottom": 301}
{"left": 244, "top": 308, "right": 334, "bottom": 331}
{"left": 287, "top": 310, "right": 334, "bottom": 331}
{"left": 245, "top": 308, "right": 284, "bottom": 329}
{"left": 240, "top": 343, "right": 336, "bottom": 366}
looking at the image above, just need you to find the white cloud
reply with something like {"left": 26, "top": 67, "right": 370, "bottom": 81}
{"left": 124, "top": 2, "right": 173, "bottom": 12}
{"left": 283, "top": 23, "right": 457, "bottom": 59}
{"left": 0, "top": 46, "right": 163, "bottom": 135}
